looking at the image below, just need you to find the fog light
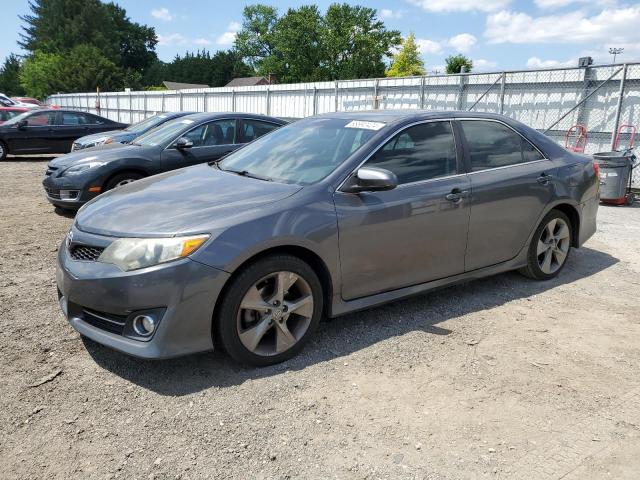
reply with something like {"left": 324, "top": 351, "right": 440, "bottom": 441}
{"left": 132, "top": 314, "right": 156, "bottom": 336}
{"left": 59, "top": 190, "right": 79, "bottom": 200}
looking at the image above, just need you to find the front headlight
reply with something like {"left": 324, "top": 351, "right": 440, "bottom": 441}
{"left": 98, "top": 235, "right": 210, "bottom": 271}
{"left": 61, "top": 161, "right": 105, "bottom": 176}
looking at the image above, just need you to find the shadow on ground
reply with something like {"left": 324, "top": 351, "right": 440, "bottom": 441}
{"left": 83, "top": 246, "right": 617, "bottom": 396}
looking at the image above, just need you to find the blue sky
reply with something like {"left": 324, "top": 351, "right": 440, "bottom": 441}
{"left": 2, "top": 0, "right": 639, "bottom": 73}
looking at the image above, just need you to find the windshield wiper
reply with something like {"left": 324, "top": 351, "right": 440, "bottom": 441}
{"left": 218, "top": 165, "right": 273, "bottom": 182}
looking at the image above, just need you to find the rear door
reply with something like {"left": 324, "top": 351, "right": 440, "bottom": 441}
{"left": 334, "top": 120, "right": 471, "bottom": 300}
{"left": 238, "top": 118, "right": 281, "bottom": 144}
{"left": 54, "top": 112, "right": 106, "bottom": 152}
{"left": 161, "top": 119, "right": 239, "bottom": 171}
{"left": 458, "top": 119, "right": 556, "bottom": 271}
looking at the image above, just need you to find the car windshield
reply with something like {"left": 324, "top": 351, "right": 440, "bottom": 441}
{"left": 126, "top": 114, "right": 171, "bottom": 134}
{"left": 218, "top": 117, "right": 382, "bottom": 185}
{"left": 131, "top": 118, "right": 194, "bottom": 146}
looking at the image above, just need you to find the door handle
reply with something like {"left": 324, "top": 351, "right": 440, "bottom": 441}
{"left": 537, "top": 173, "right": 554, "bottom": 185}
{"left": 445, "top": 188, "right": 469, "bottom": 202}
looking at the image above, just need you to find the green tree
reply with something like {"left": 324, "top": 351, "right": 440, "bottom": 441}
{"left": 234, "top": 4, "right": 279, "bottom": 71}
{"left": 386, "top": 33, "right": 425, "bottom": 77}
{"left": 163, "top": 50, "right": 254, "bottom": 87}
{"left": 0, "top": 54, "right": 25, "bottom": 96}
{"left": 19, "top": 50, "right": 64, "bottom": 98}
{"left": 445, "top": 54, "right": 473, "bottom": 74}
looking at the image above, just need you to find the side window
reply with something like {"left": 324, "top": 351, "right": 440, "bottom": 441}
{"left": 26, "top": 112, "right": 55, "bottom": 126}
{"left": 241, "top": 120, "right": 279, "bottom": 143}
{"left": 366, "top": 121, "right": 458, "bottom": 184}
{"left": 182, "top": 120, "right": 236, "bottom": 147}
{"left": 61, "top": 112, "right": 90, "bottom": 125}
{"left": 460, "top": 120, "right": 542, "bottom": 171}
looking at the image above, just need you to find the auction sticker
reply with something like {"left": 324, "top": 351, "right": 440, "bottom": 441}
{"left": 345, "top": 120, "right": 386, "bottom": 131}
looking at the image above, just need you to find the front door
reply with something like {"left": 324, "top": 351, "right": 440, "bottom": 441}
{"left": 458, "top": 119, "right": 556, "bottom": 271}
{"left": 334, "top": 120, "right": 471, "bottom": 300}
{"left": 8, "top": 110, "right": 57, "bottom": 153}
{"left": 161, "top": 119, "right": 239, "bottom": 171}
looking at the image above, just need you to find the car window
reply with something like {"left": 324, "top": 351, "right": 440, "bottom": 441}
{"left": 26, "top": 111, "right": 55, "bottom": 126}
{"left": 241, "top": 119, "right": 280, "bottom": 143}
{"left": 183, "top": 120, "right": 236, "bottom": 147}
{"left": 0, "top": 111, "right": 22, "bottom": 122}
{"left": 61, "top": 112, "right": 90, "bottom": 125}
{"left": 366, "top": 121, "right": 458, "bottom": 184}
{"left": 460, "top": 120, "right": 542, "bottom": 171}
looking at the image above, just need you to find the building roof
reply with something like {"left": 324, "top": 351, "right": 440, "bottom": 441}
{"left": 162, "top": 81, "right": 210, "bottom": 91}
{"left": 225, "top": 76, "right": 270, "bottom": 87}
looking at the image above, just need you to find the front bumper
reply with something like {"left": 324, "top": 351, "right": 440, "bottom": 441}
{"left": 42, "top": 172, "right": 103, "bottom": 209}
{"left": 56, "top": 227, "right": 230, "bottom": 359}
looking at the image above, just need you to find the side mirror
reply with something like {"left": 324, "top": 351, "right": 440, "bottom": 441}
{"left": 342, "top": 167, "right": 398, "bottom": 193}
{"left": 174, "top": 137, "right": 193, "bottom": 149}
{"left": 16, "top": 119, "right": 28, "bottom": 129}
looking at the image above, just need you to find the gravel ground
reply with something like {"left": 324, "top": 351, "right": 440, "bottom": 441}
{"left": 1, "top": 158, "right": 640, "bottom": 480}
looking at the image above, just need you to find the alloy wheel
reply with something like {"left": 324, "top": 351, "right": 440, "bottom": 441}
{"left": 236, "top": 271, "right": 314, "bottom": 357}
{"left": 537, "top": 218, "right": 570, "bottom": 275}
{"left": 115, "top": 178, "right": 136, "bottom": 187}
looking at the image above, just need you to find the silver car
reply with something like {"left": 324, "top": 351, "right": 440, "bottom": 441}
{"left": 56, "top": 110, "right": 599, "bottom": 366}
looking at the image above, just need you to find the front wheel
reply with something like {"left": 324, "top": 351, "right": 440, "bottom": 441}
{"left": 519, "top": 209, "right": 572, "bottom": 280}
{"left": 215, "top": 255, "right": 323, "bottom": 366}
{"left": 0, "top": 141, "right": 8, "bottom": 161}
{"left": 104, "top": 172, "right": 144, "bottom": 191}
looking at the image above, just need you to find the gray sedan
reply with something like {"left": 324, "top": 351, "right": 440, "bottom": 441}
{"left": 56, "top": 110, "right": 599, "bottom": 366}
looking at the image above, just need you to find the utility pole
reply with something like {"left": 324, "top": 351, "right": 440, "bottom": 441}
{"left": 609, "top": 47, "right": 624, "bottom": 63}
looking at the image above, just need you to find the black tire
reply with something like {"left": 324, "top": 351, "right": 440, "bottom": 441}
{"left": 0, "top": 141, "right": 8, "bottom": 161}
{"left": 215, "top": 254, "right": 323, "bottom": 367}
{"left": 519, "top": 209, "right": 572, "bottom": 280}
{"left": 104, "top": 172, "right": 144, "bottom": 191}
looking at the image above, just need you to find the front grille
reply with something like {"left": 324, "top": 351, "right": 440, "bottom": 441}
{"left": 70, "top": 245, "right": 104, "bottom": 261}
{"left": 81, "top": 308, "right": 126, "bottom": 335}
{"left": 44, "top": 186, "right": 60, "bottom": 199}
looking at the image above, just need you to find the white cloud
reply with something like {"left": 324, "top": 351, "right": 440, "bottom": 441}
{"left": 448, "top": 33, "right": 477, "bottom": 53}
{"left": 409, "top": 0, "right": 511, "bottom": 13}
{"left": 380, "top": 8, "right": 403, "bottom": 19}
{"left": 485, "top": 7, "right": 640, "bottom": 44}
{"left": 526, "top": 57, "right": 575, "bottom": 68}
{"left": 193, "top": 38, "right": 212, "bottom": 46}
{"left": 416, "top": 38, "right": 442, "bottom": 54}
{"left": 534, "top": 0, "right": 617, "bottom": 8}
{"left": 216, "top": 21, "right": 241, "bottom": 45}
{"left": 157, "top": 33, "right": 187, "bottom": 46}
{"left": 474, "top": 58, "right": 498, "bottom": 71}
{"left": 151, "top": 7, "right": 172, "bottom": 22}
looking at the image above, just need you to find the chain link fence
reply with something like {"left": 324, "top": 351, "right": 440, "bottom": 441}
{"left": 49, "top": 63, "right": 640, "bottom": 188}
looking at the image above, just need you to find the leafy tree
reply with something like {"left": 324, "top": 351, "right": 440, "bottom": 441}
{"left": 320, "top": 4, "right": 401, "bottom": 80}
{"left": 445, "top": 54, "right": 473, "bottom": 74}
{"left": 0, "top": 54, "right": 25, "bottom": 96}
{"left": 386, "top": 33, "right": 425, "bottom": 77}
{"left": 235, "top": 3, "right": 401, "bottom": 82}
{"left": 19, "top": 51, "right": 65, "bottom": 98}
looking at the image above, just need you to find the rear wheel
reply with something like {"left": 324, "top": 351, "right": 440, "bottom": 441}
{"left": 0, "top": 141, "right": 7, "bottom": 161}
{"left": 519, "top": 209, "right": 572, "bottom": 280}
{"left": 215, "top": 255, "right": 323, "bottom": 366}
{"left": 104, "top": 172, "right": 144, "bottom": 191}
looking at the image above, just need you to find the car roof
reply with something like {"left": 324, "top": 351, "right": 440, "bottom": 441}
{"left": 180, "top": 112, "right": 287, "bottom": 124}
{"left": 313, "top": 109, "right": 524, "bottom": 124}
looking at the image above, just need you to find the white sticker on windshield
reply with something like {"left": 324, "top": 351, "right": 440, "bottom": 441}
{"left": 345, "top": 120, "right": 385, "bottom": 131}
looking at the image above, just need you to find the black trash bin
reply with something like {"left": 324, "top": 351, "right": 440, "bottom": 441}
{"left": 593, "top": 151, "right": 637, "bottom": 205}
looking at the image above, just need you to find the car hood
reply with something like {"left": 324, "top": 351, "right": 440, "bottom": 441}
{"left": 75, "top": 164, "right": 303, "bottom": 237}
{"left": 48, "top": 143, "right": 147, "bottom": 169}
{"left": 75, "top": 130, "right": 132, "bottom": 145}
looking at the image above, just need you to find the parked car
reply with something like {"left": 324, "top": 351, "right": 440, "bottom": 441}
{"left": 56, "top": 111, "right": 599, "bottom": 366}
{"left": 0, "top": 109, "right": 127, "bottom": 161}
{"left": 71, "top": 111, "right": 194, "bottom": 151}
{"left": 12, "top": 97, "right": 60, "bottom": 109}
{"left": 0, "top": 93, "right": 39, "bottom": 109}
{"left": 43, "top": 112, "right": 286, "bottom": 209}
{"left": 0, "top": 106, "right": 29, "bottom": 124}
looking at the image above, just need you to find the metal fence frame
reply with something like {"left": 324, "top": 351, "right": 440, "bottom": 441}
{"left": 49, "top": 62, "right": 640, "bottom": 187}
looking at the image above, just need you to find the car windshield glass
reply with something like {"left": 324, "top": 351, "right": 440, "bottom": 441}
{"left": 126, "top": 114, "right": 169, "bottom": 133}
{"left": 2, "top": 111, "right": 32, "bottom": 125}
{"left": 132, "top": 118, "right": 194, "bottom": 146}
{"left": 218, "top": 118, "right": 382, "bottom": 185}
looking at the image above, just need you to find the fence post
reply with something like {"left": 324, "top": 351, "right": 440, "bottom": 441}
{"left": 161, "top": 92, "right": 165, "bottom": 112}
{"left": 420, "top": 76, "right": 426, "bottom": 110}
{"left": 116, "top": 94, "right": 121, "bottom": 122}
{"left": 499, "top": 72, "right": 506, "bottom": 115}
{"left": 312, "top": 87, "right": 318, "bottom": 116}
{"left": 129, "top": 90, "right": 133, "bottom": 122}
{"left": 456, "top": 74, "right": 466, "bottom": 110}
{"left": 334, "top": 80, "right": 339, "bottom": 112}
{"left": 232, "top": 89, "right": 236, "bottom": 112}
{"left": 610, "top": 63, "right": 628, "bottom": 150}
{"left": 203, "top": 91, "right": 208, "bottom": 112}
{"left": 179, "top": 91, "right": 183, "bottom": 111}
{"left": 266, "top": 86, "right": 271, "bottom": 115}
{"left": 373, "top": 78, "right": 379, "bottom": 110}
{"left": 143, "top": 92, "right": 147, "bottom": 117}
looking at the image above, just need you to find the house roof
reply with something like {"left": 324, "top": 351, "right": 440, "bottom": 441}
{"left": 225, "top": 76, "right": 270, "bottom": 87}
{"left": 162, "top": 81, "right": 210, "bottom": 91}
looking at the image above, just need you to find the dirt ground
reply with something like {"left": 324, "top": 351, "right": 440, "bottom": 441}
{"left": 1, "top": 157, "right": 640, "bottom": 480}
